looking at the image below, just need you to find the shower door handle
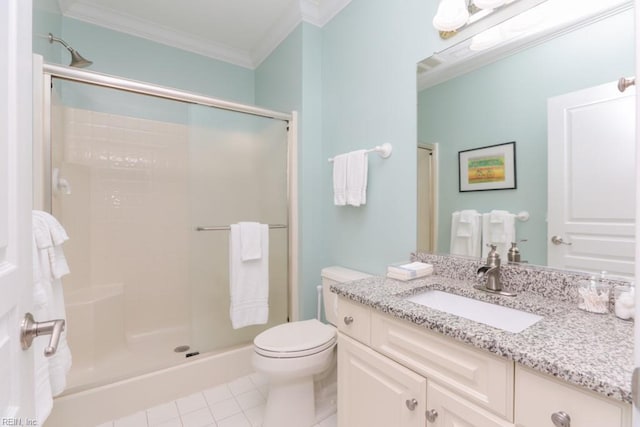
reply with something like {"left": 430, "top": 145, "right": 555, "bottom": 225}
{"left": 20, "top": 312, "right": 65, "bottom": 357}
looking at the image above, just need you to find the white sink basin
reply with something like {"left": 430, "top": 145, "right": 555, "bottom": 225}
{"left": 406, "top": 290, "right": 543, "bottom": 333}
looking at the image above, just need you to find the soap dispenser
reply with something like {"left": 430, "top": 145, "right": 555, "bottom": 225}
{"left": 507, "top": 239, "right": 527, "bottom": 263}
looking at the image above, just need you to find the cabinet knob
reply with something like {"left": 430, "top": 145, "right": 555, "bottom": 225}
{"left": 551, "top": 411, "right": 571, "bottom": 427}
{"left": 343, "top": 316, "right": 354, "bottom": 325}
{"left": 405, "top": 398, "right": 418, "bottom": 411}
{"left": 425, "top": 409, "right": 438, "bottom": 422}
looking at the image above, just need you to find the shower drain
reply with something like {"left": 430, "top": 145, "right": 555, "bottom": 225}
{"left": 174, "top": 345, "right": 190, "bottom": 353}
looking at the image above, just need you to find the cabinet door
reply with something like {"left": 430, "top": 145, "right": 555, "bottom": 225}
{"left": 338, "top": 335, "right": 427, "bottom": 427}
{"left": 515, "top": 366, "right": 631, "bottom": 427}
{"left": 426, "top": 382, "right": 514, "bottom": 427}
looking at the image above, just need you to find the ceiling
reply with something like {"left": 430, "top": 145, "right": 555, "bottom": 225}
{"left": 56, "top": 0, "right": 351, "bottom": 69}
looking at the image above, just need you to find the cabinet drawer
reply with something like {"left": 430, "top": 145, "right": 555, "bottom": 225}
{"left": 515, "top": 366, "right": 631, "bottom": 427}
{"left": 337, "top": 297, "right": 371, "bottom": 345}
{"left": 371, "top": 312, "right": 514, "bottom": 420}
{"left": 428, "top": 381, "right": 514, "bottom": 427}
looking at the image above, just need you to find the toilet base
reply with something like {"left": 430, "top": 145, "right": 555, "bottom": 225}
{"left": 263, "top": 375, "right": 315, "bottom": 427}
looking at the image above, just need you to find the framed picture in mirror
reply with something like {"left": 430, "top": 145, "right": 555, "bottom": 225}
{"left": 458, "top": 141, "right": 516, "bottom": 192}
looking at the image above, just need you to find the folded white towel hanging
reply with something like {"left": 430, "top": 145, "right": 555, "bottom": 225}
{"left": 346, "top": 150, "right": 368, "bottom": 206}
{"left": 332, "top": 153, "right": 348, "bottom": 206}
{"left": 482, "top": 211, "right": 516, "bottom": 259}
{"left": 450, "top": 210, "right": 481, "bottom": 257}
{"left": 239, "top": 222, "right": 263, "bottom": 261}
{"left": 456, "top": 209, "right": 477, "bottom": 237}
{"left": 229, "top": 223, "right": 269, "bottom": 329}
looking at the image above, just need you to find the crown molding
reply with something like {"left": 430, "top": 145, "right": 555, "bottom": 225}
{"left": 250, "top": 0, "right": 351, "bottom": 67}
{"left": 250, "top": 2, "right": 303, "bottom": 68}
{"left": 59, "top": 0, "right": 352, "bottom": 70}
{"left": 62, "top": 2, "right": 255, "bottom": 68}
{"left": 300, "top": 0, "right": 351, "bottom": 27}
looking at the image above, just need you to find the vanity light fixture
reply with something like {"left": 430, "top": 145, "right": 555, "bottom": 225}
{"left": 469, "top": 3, "right": 544, "bottom": 50}
{"left": 433, "top": 0, "right": 518, "bottom": 38}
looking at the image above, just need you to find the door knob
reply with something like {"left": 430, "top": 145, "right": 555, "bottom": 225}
{"left": 343, "top": 316, "right": 354, "bottom": 325}
{"left": 618, "top": 76, "right": 635, "bottom": 93}
{"left": 551, "top": 235, "right": 572, "bottom": 246}
{"left": 20, "top": 312, "right": 65, "bottom": 357}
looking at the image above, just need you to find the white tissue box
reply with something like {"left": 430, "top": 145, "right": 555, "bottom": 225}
{"left": 387, "top": 262, "right": 433, "bottom": 280}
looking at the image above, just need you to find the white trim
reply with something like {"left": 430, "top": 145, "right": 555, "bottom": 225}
{"left": 251, "top": 1, "right": 304, "bottom": 67}
{"left": 60, "top": 0, "right": 351, "bottom": 70}
{"left": 300, "top": 0, "right": 352, "bottom": 27}
{"left": 63, "top": 2, "right": 255, "bottom": 69}
{"left": 288, "top": 112, "right": 300, "bottom": 321}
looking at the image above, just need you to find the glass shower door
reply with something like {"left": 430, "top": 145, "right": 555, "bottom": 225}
{"left": 49, "top": 78, "right": 289, "bottom": 393}
{"left": 188, "top": 105, "right": 289, "bottom": 351}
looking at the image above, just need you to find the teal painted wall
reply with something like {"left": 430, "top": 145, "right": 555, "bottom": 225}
{"left": 255, "top": 23, "right": 326, "bottom": 320}
{"left": 418, "top": 9, "right": 635, "bottom": 265}
{"left": 58, "top": 17, "right": 255, "bottom": 104}
{"left": 33, "top": 0, "right": 62, "bottom": 62}
{"left": 320, "top": 0, "right": 434, "bottom": 276}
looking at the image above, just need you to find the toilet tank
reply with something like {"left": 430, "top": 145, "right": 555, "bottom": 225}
{"left": 321, "top": 266, "right": 372, "bottom": 326}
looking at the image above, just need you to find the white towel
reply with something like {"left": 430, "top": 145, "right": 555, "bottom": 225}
{"left": 333, "top": 153, "right": 348, "bottom": 206}
{"left": 239, "top": 222, "right": 263, "bottom": 261}
{"left": 31, "top": 210, "right": 73, "bottom": 424}
{"left": 456, "top": 209, "right": 476, "bottom": 237}
{"left": 346, "top": 150, "right": 368, "bottom": 206}
{"left": 450, "top": 210, "right": 482, "bottom": 257}
{"left": 481, "top": 210, "right": 516, "bottom": 260}
{"left": 229, "top": 223, "right": 269, "bottom": 329}
{"left": 32, "top": 232, "right": 53, "bottom": 424}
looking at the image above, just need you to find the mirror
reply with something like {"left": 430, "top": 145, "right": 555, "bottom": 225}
{"left": 417, "top": 1, "right": 635, "bottom": 269}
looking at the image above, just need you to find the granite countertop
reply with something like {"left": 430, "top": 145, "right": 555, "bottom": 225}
{"left": 331, "top": 274, "right": 634, "bottom": 404}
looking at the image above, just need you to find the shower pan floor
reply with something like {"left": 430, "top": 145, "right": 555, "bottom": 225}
{"left": 97, "top": 372, "right": 338, "bottom": 427}
{"left": 66, "top": 326, "right": 192, "bottom": 393}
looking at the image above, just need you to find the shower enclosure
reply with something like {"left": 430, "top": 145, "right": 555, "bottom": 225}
{"left": 39, "top": 63, "right": 294, "bottom": 397}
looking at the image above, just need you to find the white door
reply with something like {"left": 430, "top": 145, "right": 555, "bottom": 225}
{"left": 634, "top": 4, "right": 640, "bottom": 427}
{"left": 548, "top": 81, "right": 636, "bottom": 278}
{"left": 0, "top": 0, "right": 35, "bottom": 421}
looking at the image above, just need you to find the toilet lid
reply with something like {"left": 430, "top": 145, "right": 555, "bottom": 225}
{"left": 254, "top": 319, "right": 336, "bottom": 358}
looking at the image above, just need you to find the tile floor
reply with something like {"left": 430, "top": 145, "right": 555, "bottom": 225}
{"left": 97, "top": 373, "right": 337, "bottom": 427}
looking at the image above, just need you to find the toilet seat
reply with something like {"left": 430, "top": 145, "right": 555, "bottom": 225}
{"left": 254, "top": 319, "right": 336, "bottom": 358}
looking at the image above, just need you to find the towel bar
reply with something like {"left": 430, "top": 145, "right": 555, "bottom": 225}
{"left": 328, "top": 143, "right": 393, "bottom": 162}
{"left": 195, "top": 224, "right": 287, "bottom": 231}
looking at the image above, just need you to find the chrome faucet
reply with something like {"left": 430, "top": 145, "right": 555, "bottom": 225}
{"left": 474, "top": 244, "right": 516, "bottom": 296}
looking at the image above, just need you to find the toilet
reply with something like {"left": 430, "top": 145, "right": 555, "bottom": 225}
{"left": 252, "top": 266, "right": 371, "bottom": 427}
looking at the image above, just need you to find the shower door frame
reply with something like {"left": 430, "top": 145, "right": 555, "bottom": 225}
{"left": 34, "top": 57, "right": 299, "bottom": 322}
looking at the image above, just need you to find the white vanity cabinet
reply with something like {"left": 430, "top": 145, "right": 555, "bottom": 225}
{"left": 336, "top": 296, "right": 631, "bottom": 427}
{"left": 337, "top": 297, "right": 515, "bottom": 427}
{"left": 515, "top": 365, "right": 631, "bottom": 427}
{"left": 338, "top": 334, "right": 427, "bottom": 427}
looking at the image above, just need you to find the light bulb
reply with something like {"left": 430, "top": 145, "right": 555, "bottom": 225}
{"left": 433, "top": 0, "right": 470, "bottom": 32}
